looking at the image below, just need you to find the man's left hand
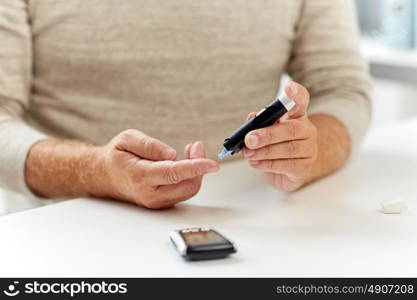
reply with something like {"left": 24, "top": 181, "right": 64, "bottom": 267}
{"left": 243, "top": 81, "right": 318, "bottom": 191}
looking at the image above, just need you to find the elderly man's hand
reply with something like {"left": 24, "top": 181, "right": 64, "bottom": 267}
{"left": 25, "top": 130, "right": 219, "bottom": 208}
{"left": 243, "top": 81, "right": 319, "bottom": 191}
{"left": 94, "top": 130, "right": 219, "bottom": 209}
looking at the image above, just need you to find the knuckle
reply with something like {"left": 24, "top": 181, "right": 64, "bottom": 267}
{"left": 268, "top": 159, "right": 275, "bottom": 171}
{"left": 165, "top": 166, "right": 182, "bottom": 184}
{"left": 115, "top": 129, "right": 139, "bottom": 145}
{"left": 262, "top": 145, "right": 272, "bottom": 158}
{"left": 265, "top": 128, "right": 274, "bottom": 145}
{"left": 283, "top": 159, "right": 295, "bottom": 171}
{"left": 287, "top": 141, "right": 298, "bottom": 156}
{"left": 142, "top": 136, "right": 153, "bottom": 156}
{"left": 121, "top": 129, "right": 137, "bottom": 140}
{"left": 286, "top": 122, "right": 298, "bottom": 140}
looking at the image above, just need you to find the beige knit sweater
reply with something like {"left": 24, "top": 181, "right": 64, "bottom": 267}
{"left": 0, "top": 0, "right": 371, "bottom": 204}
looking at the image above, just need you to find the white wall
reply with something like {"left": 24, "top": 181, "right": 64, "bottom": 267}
{"left": 371, "top": 78, "right": 417, "bottom": 126}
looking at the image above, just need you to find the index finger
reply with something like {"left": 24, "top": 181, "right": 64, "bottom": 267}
{"left": 115, "top": 129, "right": 176, "bottom": 161}
{"left": 139, "top": 158, "right": 219, "bottom": 185}
{"left": 284, "top": 81, "right": 310, "bottom": 119}
{"left": 245, "top": 119, "right": 310, "bottom": 149}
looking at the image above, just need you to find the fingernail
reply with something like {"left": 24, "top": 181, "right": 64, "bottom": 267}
{"left": 244, "top": 149, "right": 255, "bottom": 158}
{"left": 206, "top": 165, "right": 219, "bottom": 173}
{"left": 247, "top": 134, "right": 259, "bottom": 148}
{"left": 162, "top": 148, "right": 176, "bottom": 160}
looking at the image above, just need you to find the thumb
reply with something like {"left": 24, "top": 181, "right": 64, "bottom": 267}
{"left": 114, "top": 130, "right": 177, "bottom": 161}
{"left": 284, "top": 81, "right": 310, "bottom": 119}
{"left": 246, "top": 112, "right": 257, "bottom": 121}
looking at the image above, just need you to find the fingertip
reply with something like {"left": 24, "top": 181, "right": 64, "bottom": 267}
{"left": 188, "top": 141, "right": 206, "bottom": 159}
{"left": 206, "top": 162, "right": 220, "bottom": 173}
{"left": 162, "top": 148, "right": 177, "bottom": 160}
{"left": 284, "top": 81, "right": 310, "bottom": 118}
{"left": 284, "top": 81, "right": 299, "bottom": 99}
{"left": 190, "top": 142, "right": 198, "bottom": 159}
{"left": 196, "top": 158, "right": 219, "bottom": 173}
{"left": 184, "top": 143, "right": 192, "bottom": 159}
{"left": 198, "top": 141, "right": 207, "bottom": 158}
{"left": 246, "top": 112, "right": 256, "bottom": 121}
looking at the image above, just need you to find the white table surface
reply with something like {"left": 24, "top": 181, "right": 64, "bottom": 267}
{"left": 1, "top": 119, "right": 417, "bottom": 277}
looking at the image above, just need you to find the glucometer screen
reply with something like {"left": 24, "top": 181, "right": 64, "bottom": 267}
{"left": 180, "top": 230, "right": 227, "bottom": 246}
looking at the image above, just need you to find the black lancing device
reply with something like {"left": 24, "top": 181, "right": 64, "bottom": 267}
{"left": 218, "top": 94, "right": 296, "bottom": 159}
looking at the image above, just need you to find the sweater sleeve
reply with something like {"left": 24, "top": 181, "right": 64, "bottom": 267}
{"left": 0, "top": 0, "right": 47, "bottom": 196}
{"left": 286, "top": 0, "right": 372, "bottom": 155}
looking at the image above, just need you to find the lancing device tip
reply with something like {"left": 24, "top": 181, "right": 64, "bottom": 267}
{"left": 218, "top": 148, "right": 232, "bottom": 160}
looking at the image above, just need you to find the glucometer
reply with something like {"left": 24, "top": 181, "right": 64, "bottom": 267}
{"left": 218, "top": 94, "right": 296, "bottom": 159}
{"left": 170, "top": 228, "right": 237, "bottom": 261}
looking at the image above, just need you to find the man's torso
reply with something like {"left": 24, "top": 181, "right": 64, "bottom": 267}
{"left": 26, "top": 0, "right": 302, "bottom": 159}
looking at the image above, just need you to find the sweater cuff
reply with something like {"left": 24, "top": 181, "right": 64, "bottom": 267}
{"left": 0, "top": 120, "right": 47, "bottom": 198}
{"left": 308, "top": 96, "right": 371, "bottom": 158}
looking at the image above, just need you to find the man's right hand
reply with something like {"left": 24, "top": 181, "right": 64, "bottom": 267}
{"left": 94, "top": 130, "right": 219, "bottom": 209}
{"left": 25, "top": 130, "right": 219, "bottom": 209}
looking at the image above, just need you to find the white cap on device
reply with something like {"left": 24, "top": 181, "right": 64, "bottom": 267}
{"left": 280, "top": 93, "right": 296, "bottom": 112}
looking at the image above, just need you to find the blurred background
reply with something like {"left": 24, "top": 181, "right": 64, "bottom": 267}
{"left": 356, "top": 0, "right": 417, "bottom": 126}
